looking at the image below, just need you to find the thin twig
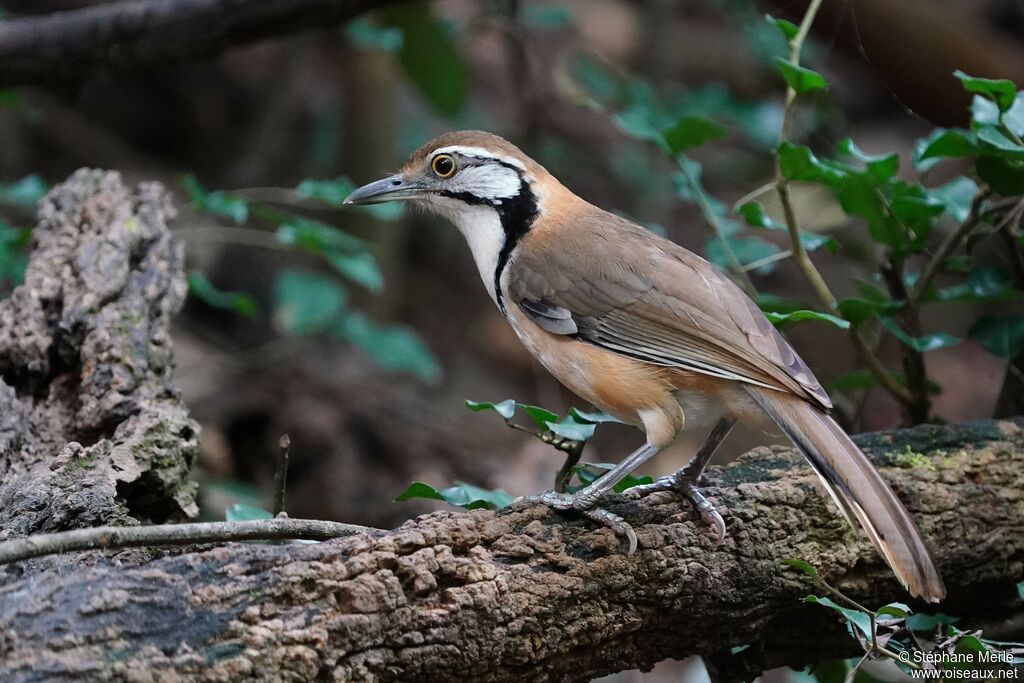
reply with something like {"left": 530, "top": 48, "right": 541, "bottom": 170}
{"left": 554, "top": 443, "right": 585, "bottom": 493}
{"left": 273, "top": 434, "right": 291, "bottom": 517}
{"left": 770, "top": 0, "right": 912, "bottom": 405}
{"left": 909, "top": 189, "right": 993, "bottom": 307}
{"left": 678, "top": 158, "right": 758, "bottom": 297}
{"left": 0, "top": 519, "right": 380, "bottom": 565}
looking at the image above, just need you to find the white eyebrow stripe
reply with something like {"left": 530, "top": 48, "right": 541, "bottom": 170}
{"left": 432, "top": 145, "right": 527, "bottom": 170}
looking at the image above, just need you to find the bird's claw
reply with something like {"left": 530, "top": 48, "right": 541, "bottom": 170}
{"left": 511, "top": 491, "right": 638, "bottom": 555}
{"left": 625, "top": 476, "right": 726, "bottom": 546}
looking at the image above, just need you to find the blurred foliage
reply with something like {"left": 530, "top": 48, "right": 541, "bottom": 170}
{"left": 784, "top": 560, "right": 1023, "bottom": 681}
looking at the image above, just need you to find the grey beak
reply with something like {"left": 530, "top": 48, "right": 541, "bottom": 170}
{"left": 343, "top": 175, "right": 425, "bottom": 205}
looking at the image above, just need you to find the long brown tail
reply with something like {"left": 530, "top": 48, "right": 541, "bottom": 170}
{"left": 745, "top": 386, "right": 945, "bottom": 602}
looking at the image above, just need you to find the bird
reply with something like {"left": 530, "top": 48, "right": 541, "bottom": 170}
{"left": 344, "top": 130, "right": 946, "bottom": 602}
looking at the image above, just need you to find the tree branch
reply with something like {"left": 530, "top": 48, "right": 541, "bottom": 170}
{"left": 2, "top": 419, "right": 1022, "bottom": 682}
{"left": 0, "top": 518, "right": 377, "bottom": 564}
{"left": 0, "top": 0, "right": 400, "bottom": 86}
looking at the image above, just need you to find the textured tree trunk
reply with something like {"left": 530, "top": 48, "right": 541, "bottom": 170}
{"left": 0, "top": 171, "right": 1022, "bottom": 682}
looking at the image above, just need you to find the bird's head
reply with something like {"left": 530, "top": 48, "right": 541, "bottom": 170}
{"left": 344, "top": 130, "right": 551, "bottom": 223}
{"left": 345, "top": 131, "right": 562, "bottom": 306}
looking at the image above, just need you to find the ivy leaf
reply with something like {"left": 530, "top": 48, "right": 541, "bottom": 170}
{"left": 928, "top": 176, "right": 979, "bottom": 223}
{"left": 225, "top": 503, "right": 273, "bottom": 522}
{"left": 763, "top": 310, "right": 850, "bottom": 329}
{"left": 954, "top": 70, "right": 1018, "bottom": 112}
{"left": 333, "top": 312, "right": 441, "bottom": 382}
{"left": 180, "top": 174, "right": 248, "bottom": 224}
{"left": 765, "top": 14, "right": 799, "bottom": 42}
{"left": 545, "top": 417, "right": 596, "bottom": 442}
{"left": 876, "top": 602, "right": 912, "bottom": 619}
{"left": 326, "top": 250, "right": 384, "bottom": 292}
{"left": 968, "top": 315, "right": 1024, "bottom": 358}
{"left": 465, "top": 399, "right": 517, "bottom": 420}
{"left": 976, "top": 155, "right": 1024, "bottom": 195}
{"left": 395, "top": 480, "right": 512, "bottom": 510}
{"left": 277, "top": 218, "right": 382, "bottom": 292}
{"left": 518, "top": 404, "right": 559, "bottom": 430}
{"left": 905, "top": 612, "right": 959, "bottom": 631}
{"left": 838, "top": 138, "right": 898, "bottom": 182}
{"left": 913, "top": 129, "right": 978, "bottom": 170}
{"left": 188, "top": 270, "right": 259, "bottom": 319}
{"left": 837, "top": 297, "right": 905, "bottom": 325}
{"left": 569, "top": 408, "right": 626, "bottom": 424}
{"left": 272, "top": 269, "right": 346, "bottom": 335}
{"left": 777, "top": 143, "right": 846, "bottom": 185}
{"left": 662, "top": 115, "right": 727, "bottom": 155}
{"left": 879, "top": 316, "right": 960, "bottom": 352}
{"left": 803, "top": 595, "right": 873, "bottom": 640}
{"left": 774, "top": 58, "right": 827, "bottom": 93}
{"left": 384, "top": 1, "right": 467, "bottom": 116}
{"left": 783, "top": 558, "right": 819, "bottom": 578}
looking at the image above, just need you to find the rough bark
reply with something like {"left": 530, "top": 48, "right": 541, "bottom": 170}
{"left": 0, "top": 0, "right": 399, "bottom": 87}
{"left": 0, "top": 171, "right": 1022, "bottom": 681}
{"left": 0, "top": 420, "right": 1021, "bottom": 681}
{"left": 0, "top": 169, "right": 198, "bottom": 541}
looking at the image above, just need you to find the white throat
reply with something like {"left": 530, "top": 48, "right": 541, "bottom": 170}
{"left": 425, "top": 198, "right": 506, "bottom": 307}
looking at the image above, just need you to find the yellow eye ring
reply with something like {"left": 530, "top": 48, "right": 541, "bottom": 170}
{"left": 431, "top": 154, "right": 456, "bottom": 178}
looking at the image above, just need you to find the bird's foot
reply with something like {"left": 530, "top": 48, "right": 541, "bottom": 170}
{"left": 625, "top": 474, "right": 726, "bottom": 546}
{"left": 512, "top": 490, "right": 638, "bottom": 555}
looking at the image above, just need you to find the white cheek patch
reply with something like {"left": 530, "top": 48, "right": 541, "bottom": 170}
{"left": 446, "top": 164, "right": 521, "bottom": 201}
{"left": 420, "top": 197, "right": 506, "bottom": 306}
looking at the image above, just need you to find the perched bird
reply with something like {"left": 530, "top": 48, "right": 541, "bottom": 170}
{"left": 345, "top": 130, "right": 945, "bottom": 602}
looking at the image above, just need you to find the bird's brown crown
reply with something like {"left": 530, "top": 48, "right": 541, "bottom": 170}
{"left": 402, "top": 130, "right": 548, "bottom": 179}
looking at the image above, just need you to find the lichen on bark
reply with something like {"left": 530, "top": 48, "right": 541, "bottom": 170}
{"left": 0, "top": 169, "right": 198, "bottom": 540}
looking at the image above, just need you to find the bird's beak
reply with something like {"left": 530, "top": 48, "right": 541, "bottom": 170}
{"left": 343, "top": 174, "right": 426, "bottom": 205}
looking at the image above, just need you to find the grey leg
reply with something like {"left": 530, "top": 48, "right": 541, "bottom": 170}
{"left": 513, "top": 441, "right": 662, "bottom": 555}
{"left": 625, "top": 415, "right": 737, "bottom": 544}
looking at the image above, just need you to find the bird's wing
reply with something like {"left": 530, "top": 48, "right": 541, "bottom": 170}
{"left": 507, "top": 210, "right": 831, "bottom": 410}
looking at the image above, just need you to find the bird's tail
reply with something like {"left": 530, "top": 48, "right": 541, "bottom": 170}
{"left": 745, "top": 385, "right": 945, "bottom": 602}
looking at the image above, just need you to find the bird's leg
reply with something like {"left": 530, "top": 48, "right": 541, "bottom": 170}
{"left": 624, "top": 415, "right": 737, "bottom": 545}
{"left": 513, "top": 442, "right": 661, "bottom": 555}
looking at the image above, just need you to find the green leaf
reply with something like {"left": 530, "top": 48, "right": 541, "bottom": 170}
{"left": 545, "top": 416, "right": 596, "bottom": 442}
{"left": 828, "top": 369, "right": 939, "bottom": 395}
{"left": 935, "top": 266, "right": 1014, "bottom": 301}
{"left": 384, "top": 1, "right": 467, "bottom": 116}
{"left": 738, "top": 201, "right": 837, "bottom": 252}
{"left": 276, "top": 218, "right": 382, "bottom": 291}
{"left": 876, "top": 602, "right": 911, "bottom": 619}
{"left": 928, "top": 176, "right": 979, "bottom": 223}
{"left": 569, "top": 408, "right": 626, "bottom": 424}
{"left": 972, "top": 95, "right": 1002, "bottom": 126}
{"left": 187, "top": 270, "right": 259, "bottom": 319}
{"left": 1004, "top": 92, "right": 1024, "bottom": 137}
{"left": 0, "top": 174, "right": 47, "bottom": 208}
{"left": 345, "top": 18, "right": 403, "bottom": 52}
{"left": 777, "top": 143, "right": 846, "bottom": 185}
{"left": 838, "top": 138, "right": 899, "bottom": 181}
{"left": 272, "top": 269, "right": 346, "bottom": 335}
{"left": 333, "top": 312, "right": 441, "bottom": 382}
{"left": 705, "top": 234, "right": 781, "bottom": 273}
{"left": 976, "top": 124, "right": 1024, "bottom": 160}
{"left": 837, "top": 297, "right": 904, "bottom": 325}
{"left": 465, "top": 399, "right": 517, "bottom": 420}
{"left": 783, "top": 558, "right": 819, "bottom": 579}
{"left": 976, "top": 155, "right": 1024, "bottom": 195}
{"left": 954, "top": 70, "right": 1018, "bottom": 112}
{"left": 765, "top": 14, "right": 799, "bottom": 42}
{"left": 296, "top": 177, "right": 404, "bottom": 221}
{"left": 225, "top": 503, "right": 273, "bottom": 522}
{"left": 518, "top": 404, "right": 559, "bottom": 430}
{"left": 662, "top": 115, "right": 727, "bottom": 155}
{"left": 879, "top": 316, "right": 960, "bottom": 353}
{"left": 395, "top": 480, "right": 512, "bottom": 510}
{"left": 968, "top": 315, "right": 1024, "bottom": 358}
{"left": 803, "top": 595, "right": 873, "bottom": 640}
{"left": 180, "top": 174, "right": 248, "bottom": 224}
{"left": 775, "top": 58, "right": 828, "bottom": 93}
{"left": 763, "top": 310, "right": 850, "bottom": 329}
{"left": 574, "top": 463, "right": 652, "bottom": 492}
{"left": 905, "top": 612, "right": 959, "bottom": 631}
{"left": 914, "top": 129, "right": 978, "bottom": 170}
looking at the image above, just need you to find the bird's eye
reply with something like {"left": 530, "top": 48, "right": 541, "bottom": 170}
{"left": 431, "top": 154, "right": 456, "bottom": 178}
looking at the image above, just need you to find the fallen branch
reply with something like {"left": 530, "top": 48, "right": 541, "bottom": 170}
{"left": 0, "top": 518, "right": 378, "bottom": 564}
{"left": 2, "top": 419, "right": 1022, "bottom": 682}
{"left": 0, "top": 0, "right": 399, "bottom": 86}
